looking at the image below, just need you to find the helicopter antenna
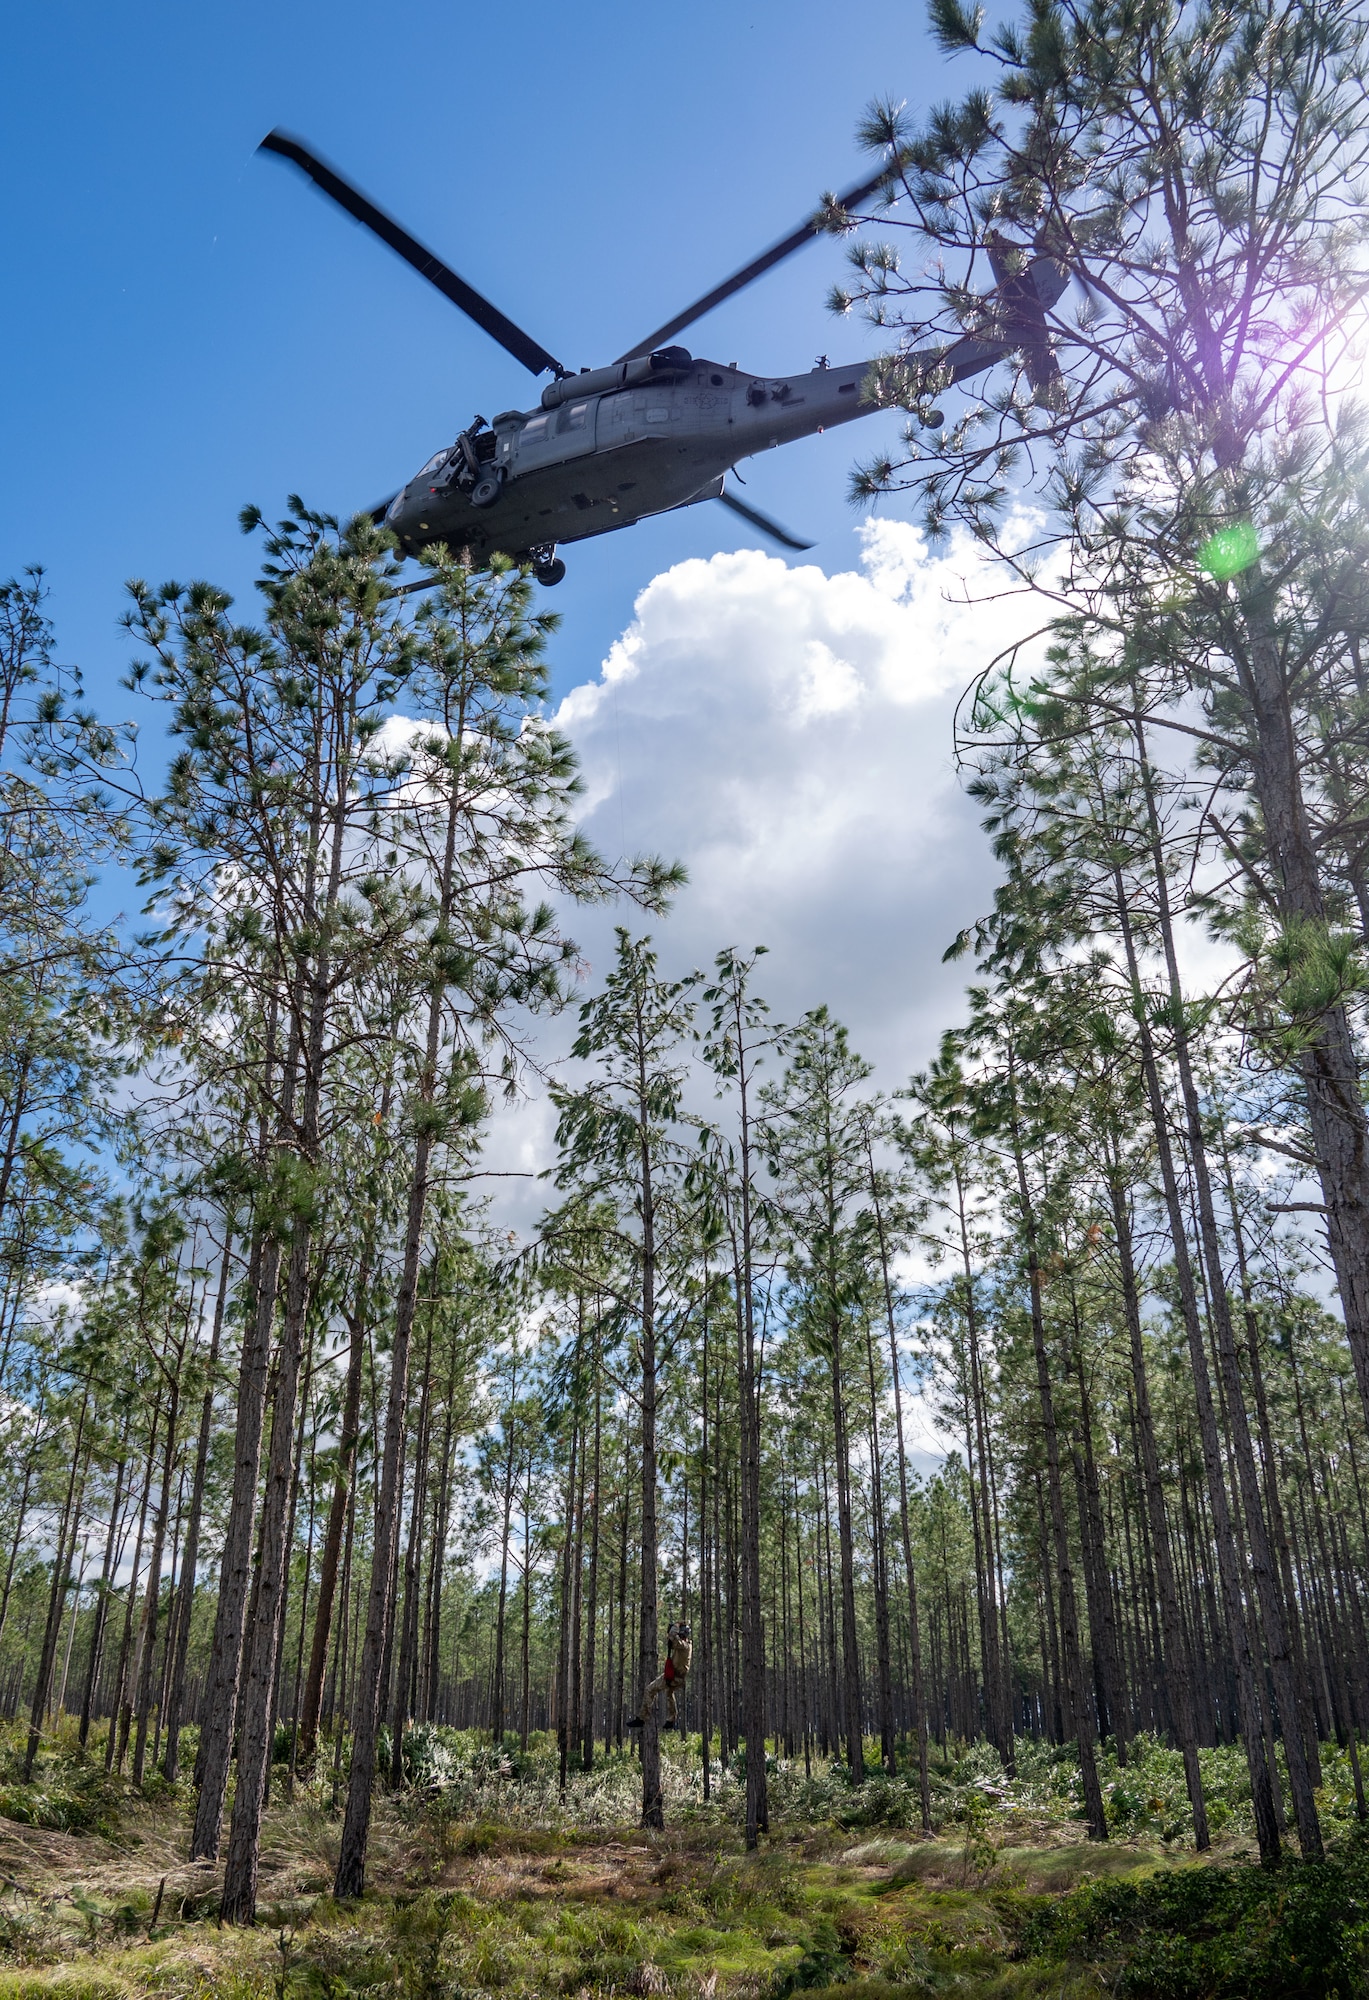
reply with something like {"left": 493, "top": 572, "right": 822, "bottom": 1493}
{"left": 618, "top": 163, "right": 898, "bottom": 362}
{"left": 258, "top": 131, "right": 566, "bottom": 378}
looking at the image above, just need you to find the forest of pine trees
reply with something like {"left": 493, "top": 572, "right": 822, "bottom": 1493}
{"left": 2, "top": 0, "right": 1369, "bottom": 1975}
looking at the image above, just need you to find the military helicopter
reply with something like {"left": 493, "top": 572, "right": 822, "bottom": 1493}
{"left": 259, "top": 131, "right": 1066, "bottom": 587}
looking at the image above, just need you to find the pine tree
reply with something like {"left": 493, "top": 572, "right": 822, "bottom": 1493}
{"left": 844, "top": 0, "right": 1369, "bottom": 1430}
{"left": 546, "top": 932, "right": 698, "bottom": 1830}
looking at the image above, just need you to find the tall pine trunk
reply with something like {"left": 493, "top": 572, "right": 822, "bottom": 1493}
{"left": 79, "top": 1444, "right": 126, "bottom": 1752}
{"left": 638, "top": 1093, "right": 664, "bottom": 1831}
{"left": 391, "top": 1315, "right": 434, "bottom": 1782}
{"left": 863, "top": 1324, "right": 895, "bottom": 1772}
{"left": 193, "top": 995, "right": 292, "bottom": 1853}
{"left": 1115, "top": 882, "right": 1282, "bottom": 1862}
{"left": 1102, "top": 1147, "right": 1209, "bottom": 1847}
{"left": 131, "top": 1371, "right": 178, "bottom": 1789}
{"left": 884, "top": 1302, "right": 931, "bottom": 1825}
{"left": 334, "top": 1126, "right": 431, "bottom": 1896}
{"left": 219, "top": 1203, "right": 316, "bottom": 1919}
{"left": 1234, "top": 579, "right": 1369, "bottom": 1426}
{"left": 827, "top": 1308, "right": 865, "bottom": 1783}
{"left": 24, "top": 1389, "right": 89, "bottom": 1778}
{"left": 1135, "top": 742, "right": 1323, "bottom": 1860}
{"left": 335, "top": 655, "right": 484, "bottom": 1896}
{"left": 163, "top": 1233, "right": 231, "bottom": 1781}
{"left": 581, "top": 1332, "right": 602, "bottom": 1772}
{"left": 297, "top": 1265, "right": 367, "bottom": 1764}
{"left": 191, "top": 1226, "right": 282, "bottom": 1850}
{"left": 1004, "top": 1063, "right": 1107, "bottom": 1842}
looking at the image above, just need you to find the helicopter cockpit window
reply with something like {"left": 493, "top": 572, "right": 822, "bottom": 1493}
{"left": 418, "top": 448, "right": 452, "bottom": 477}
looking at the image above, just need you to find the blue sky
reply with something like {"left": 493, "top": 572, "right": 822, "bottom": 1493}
{"left": 4, "top": 3, "right": 1040, "bottom": 1460}
{"left": 5, "top": 0, "right": 1022, "bottom": 1305}
{"left": 2, "top": 0, "right": 941, "bottom": 710}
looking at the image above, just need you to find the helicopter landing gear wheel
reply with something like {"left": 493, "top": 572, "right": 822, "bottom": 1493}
{"left": 470, "top": 467, "right": 504, "bottom": 507}
{"left": 534, "top": 556, "right": 566, "bottom": 587}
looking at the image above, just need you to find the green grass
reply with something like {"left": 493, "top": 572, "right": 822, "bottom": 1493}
{"left": 0, "top": 1975, "right": 128, "bottom": 2000}
{"left": 0, "top": 1722, "right": 1362, "bottom": 1997}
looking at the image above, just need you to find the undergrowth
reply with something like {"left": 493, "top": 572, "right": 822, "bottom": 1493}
{"left": 1020, "top": 1830, "right": 1369, "bottom": 1997}
{"left": 385, "top": 1721, "right": 1369, "bottom": 1859}
{"left": 0, "top": 1722, "right": 1357, "bottom": 1997}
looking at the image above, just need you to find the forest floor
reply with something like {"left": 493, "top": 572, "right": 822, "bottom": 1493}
{"left": 0, "top": 1727, "right": 1361, "bottom": 1999}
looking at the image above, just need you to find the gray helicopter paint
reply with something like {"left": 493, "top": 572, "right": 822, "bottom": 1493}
{"left": 385, "top": 355, "right": 876, "bottom": 563}
{"left": 257, "top": 130, "right": 1068, "bottom": 575}
{"left": 380, "top": 294, "right": 1046, "bottom": 567}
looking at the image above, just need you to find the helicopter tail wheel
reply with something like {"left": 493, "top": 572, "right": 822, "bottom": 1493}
{"left": 470, "top": 467, "right": 504, "bottom": 507}
{"left": 534, "top": 556, "right": 567, "bottom": 587}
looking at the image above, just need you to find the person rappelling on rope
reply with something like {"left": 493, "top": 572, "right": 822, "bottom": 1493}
{"left": 628, "top": 1619, "right": 692, "bottom": 1732}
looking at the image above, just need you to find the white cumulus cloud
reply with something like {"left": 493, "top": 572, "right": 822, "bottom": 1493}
{"left": 475, "top": 520, "right": 1044, "bottom": 1236}
{"left": 551, "top": 518, "right": 1036, "bottom": 1079}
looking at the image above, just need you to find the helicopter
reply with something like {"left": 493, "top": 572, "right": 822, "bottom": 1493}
{"left": 259, "top": 131, "right": 1066, "bottom": 588}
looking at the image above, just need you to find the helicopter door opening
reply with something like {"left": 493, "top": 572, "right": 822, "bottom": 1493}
{"left": 516, "top": 398, "right": 597, "bottom": 471}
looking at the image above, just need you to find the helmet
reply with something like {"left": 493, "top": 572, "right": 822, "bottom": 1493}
{"left": 675, "top": 1622, "right": 691, "bottom": 1640}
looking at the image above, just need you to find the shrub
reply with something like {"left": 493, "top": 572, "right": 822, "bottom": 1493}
{"left": 1020, "top": 1836, "right": 1369, "bottom": 1997}
{"left": 0, "top": 1767, "right": 121, "bottom": 1838}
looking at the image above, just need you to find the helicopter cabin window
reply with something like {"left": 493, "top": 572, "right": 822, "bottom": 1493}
{"left": 522, "top": 402, "right": 595, "bottom": 460}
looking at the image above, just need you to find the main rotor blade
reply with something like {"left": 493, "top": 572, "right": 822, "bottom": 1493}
{"left": 717, "top": 486, "right": 815, "bottom": 551}
{"left": 619, "top": 163, "right": 896, "bottom": 362}
{"left": 259, "top": 131, "right": 565, "bottom": 377}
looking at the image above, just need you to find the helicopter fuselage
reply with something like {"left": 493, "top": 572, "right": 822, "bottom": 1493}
{"left": 260, "top": 133, "right": 1066, "bottom": 576}
{"left": 383, "top": 354, "right": 873, "bottom": 565}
